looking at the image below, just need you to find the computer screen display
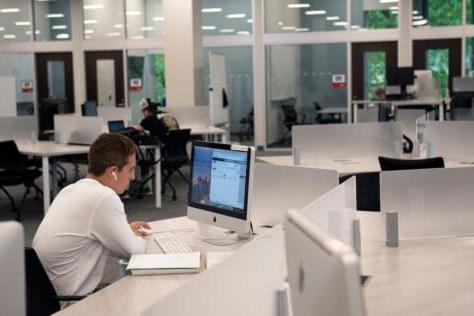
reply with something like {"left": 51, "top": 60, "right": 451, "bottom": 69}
{"left": 386, "top": 67, "right": 415, "bottom": 86}
{"left": 108, "top": 120, "right": 125, "bottom": 133}
{"left": 82, "top": 101, "right": 97, "bottom": 117}
{"left": 188, "top": 142, "right": 251, "bottom": 220}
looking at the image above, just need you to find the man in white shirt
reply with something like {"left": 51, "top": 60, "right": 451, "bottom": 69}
{"left": 33, "top": 133, "right": 150, "bottom": 299}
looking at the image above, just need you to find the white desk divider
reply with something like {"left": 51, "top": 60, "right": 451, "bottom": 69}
{"left": 251, "top": 163, "right": 338, "bottom": 227}
{"left": 293, "top": 122, "right": 403, "bottom": 162}
{"left": 0, "top": 116, "right": 37, "bottom": 141}
{"left": 301, "top": 176, "right": 358, "bottom": 250}
{"left": 166, "top": 105, "right": 210, "bottom": 128}
{"left": 142, "top": 228, "right": 287, "bottom": 316}
{"left": 380, "top": 167, "right": 474, "bottom": 240}
{"left": 54, "top": 115, "right": 106, "bottom": 145}
{"left": 423, "top": 121, "right": 474, "bottom": 160}
{"left": 97, "top": 106, "right": 132, "bottom": 126}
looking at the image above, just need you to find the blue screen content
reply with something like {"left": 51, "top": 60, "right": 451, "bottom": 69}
{"left": 190, "top": 146, "right": 248, "bottom": 214}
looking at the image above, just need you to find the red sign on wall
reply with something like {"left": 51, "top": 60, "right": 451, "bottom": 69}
{"left": 22, "top": 80, "right": 33, "bottom": 93}
{"left": 130, "top": 78, "right": 143, "bottom": 92}
{"left": 331, "top": 74, "right": 346, "bottom": 88}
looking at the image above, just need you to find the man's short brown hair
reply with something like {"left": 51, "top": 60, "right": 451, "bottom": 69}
{"left": 88, "top": 133, "right": 137, "bottom": 176}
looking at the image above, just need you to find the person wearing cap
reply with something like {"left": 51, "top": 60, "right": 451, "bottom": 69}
{"left": 135, "top": 98, "right": 169, "bottom": 141}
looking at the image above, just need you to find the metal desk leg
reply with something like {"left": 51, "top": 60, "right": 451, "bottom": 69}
{"left": 154, "top": 148, "right": 161, "bottom": 208}
{"left": 51, "top": 159, "right": 59, "bottom": 198}
{"left": 222, "top": 132, "right": 228, "bottom": 143}
{"left": 439, "top": 103, "right": 445, "bottom": 121}
{"left": 41, "top": 156, "right": 51, "bottom": 214}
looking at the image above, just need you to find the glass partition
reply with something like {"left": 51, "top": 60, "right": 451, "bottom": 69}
{"left": 412, "top": 0, "right": 461, "bottom": 27}
{"left": 0, "top": 0, "right": 32, "bottom": 42}
{"left": 265, "top": 43, "right": 348, "bottom": 148}
{"left": 265, "top": 0, "right": 347, "bottom": 33}
{"left": 127, "top": 50, "right": 165, "bottom": 124}
{"left": 125, "top": 0, "right": 164, "bottom": 39}
{"left": 82, "top": 0, "right": 125, "bottom": 40}
{"left": 0, "top": 53, "right": 35, "bottom": 115}
{"left": 351, "top": 0, "right": 398, "bottom": 30}
{"left": 34, "top": 0, "right": 71, "bottom": 41}
{"left": 202, "top": 0, "right": 252, "bottom": 36}
{"left": 203, "top": 46, "right": 254, "bottom": 144}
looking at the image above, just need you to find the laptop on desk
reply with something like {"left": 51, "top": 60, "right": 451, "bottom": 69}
{"left": 108, "top": 120, "right": 125, "bottom": 133}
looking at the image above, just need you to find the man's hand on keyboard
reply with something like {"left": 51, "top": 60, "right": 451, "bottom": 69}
{"left": 130, "top": 221, "right": 151, "bottom": 237}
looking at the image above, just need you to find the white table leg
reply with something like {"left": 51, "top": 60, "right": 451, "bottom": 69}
{"left": 222, "top": 132, "right": 228, "bottom": 143}
{"left": 42, "top": 156, "right": 51, "bottom": 214}
{"left": 439, "top": 103, "right": 445, "bottom": 121}
{"left": 154, "top": 147, "right": 161, "bottom": 208}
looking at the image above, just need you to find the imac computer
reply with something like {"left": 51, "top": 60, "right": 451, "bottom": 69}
{"left": 285, "top": 209, "right": 366, "bottom": 316}
{"left": 187, "top": 141, "right": 255, "bottom": 241}
{"left": 0, "top": 222, "right": 25, "bottom": 316}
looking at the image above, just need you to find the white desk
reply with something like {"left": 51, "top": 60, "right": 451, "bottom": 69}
{"left": 351, "top": 98, "right": 446, "bottom": 123}
{"left": 18, "top": 141, "right": 162, "bottom": 213}
{"left": 181, "top": 125, "right": 228, "bottom": 143}
{"left": 55, "top": 217, "right": 258, "bottom": 316}
{"left": 18, "top": 142, "right": 90, "bottom": 213}
{"left": 56, "top": 213, "right": 474, "bottom": 316}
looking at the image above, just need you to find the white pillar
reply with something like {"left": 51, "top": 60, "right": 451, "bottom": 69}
{"left": 398, "top": 0, "right": 412, "bottom": 67}
{"left": 71, "top": 0, "right": 86, "bottom": 115}
{"left": 253, "top": 0, "right": 266, "bottom": 149}
{"left": 163, "top": 0, "right": 203, "bottom": 107}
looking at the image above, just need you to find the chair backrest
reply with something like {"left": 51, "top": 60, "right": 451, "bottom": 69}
{"left": 25, "top": 247, "right": 61, "bottom": 315}
{"left": 162, "top": 129, "right": 191, "bottom": 164}
{"left": 378, "top": 156, "right": 445, "bottom": 171}
{"left": 0, "top": 140, "right": 21, "bottom": 168}
{"left": 281, "top": 105, "right": 297, "bottom": 123}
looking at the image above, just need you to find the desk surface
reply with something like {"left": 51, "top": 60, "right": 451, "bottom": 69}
{"left": 57, "top": 213, "right": 474, "bottom": 316}
{"left": 17, "top": 141, "right": 90, "bottom": 157}
{"left": 352, "top": 98, "right": 445, "bottom": 106}
{"left": 56, "top": 217, "right": 256, "bottom": 316}
{"left": 180, "top": 125, "right": 227, "bottom": 135}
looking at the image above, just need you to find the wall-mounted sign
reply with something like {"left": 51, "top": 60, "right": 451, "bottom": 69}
{"left": 22, "top": 80, "right": 33, "bottom": 93}
{"left": 130, "top": 78, "right": 143, "bottom": 92}
{"left": 331, "top": 74, "right": 346, "bottom": 88}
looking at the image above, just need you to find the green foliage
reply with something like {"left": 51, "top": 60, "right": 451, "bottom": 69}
{"left": 367, "top": 10, "right": 397, "bottom": 29}
{"left": 365, "top": 51, "right": 386, "bottom": 100}
{"left": 427, "top": 49, "right": 449, "bottom": 97}
{"left": 153, "top": 55, "right": 166, "bottom": 102}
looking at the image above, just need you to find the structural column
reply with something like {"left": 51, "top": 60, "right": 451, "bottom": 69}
{"left": 163, "top": 0, "right": 203, "bottom": 107}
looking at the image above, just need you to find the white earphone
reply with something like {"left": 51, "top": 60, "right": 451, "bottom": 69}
{"left": 112, "top": 172, "right": 118, "bottom": 181}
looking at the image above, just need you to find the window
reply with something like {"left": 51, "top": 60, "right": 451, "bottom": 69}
{"left": 266, "top": 43, "right": 348, "bottom": 148}
{"left": 127, "top": 50, "right": 165, "bottom": 124}
{"left": 125, "top": 0, "right": 164, "bottom": 39}
{"left": 412, "top": 0, "right": 462, "bottom": 27}
{"left": 34, "top": 0, "right": 71, "bottom": 41}
{"left": 201, "top": 0, "right": 252, "bottom": 36}
{"left": 0, "top": 53, "right": 35, "bottom": 115}
{"left": 466, "top": 38, "right": 474, "bottom": 76}
{"left": 265, "top": 0, "right": 347, "bottom": 33}
{"left": 0, "top": 0, "right": 32, "bottom": 42}
{"left": 351, "top": 0, "right": 398, "bottom": 30}
{"left": 82, "top": 0, "right": 125, "bottom": 40}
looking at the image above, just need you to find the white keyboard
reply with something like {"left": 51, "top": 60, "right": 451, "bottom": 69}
{"left": 154, "top": 233, "right": 192, "bottom": 254}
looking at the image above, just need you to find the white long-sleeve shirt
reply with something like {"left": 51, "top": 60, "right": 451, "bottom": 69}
{"left": 33, "top": 178, "right": 146, "bottom": 297}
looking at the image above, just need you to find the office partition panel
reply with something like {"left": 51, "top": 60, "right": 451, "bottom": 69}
{"left": 423, "top": 121, "right": 474, "bottom": 160}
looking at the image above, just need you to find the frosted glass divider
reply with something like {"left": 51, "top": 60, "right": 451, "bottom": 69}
{"left": 292, "top": 122, "right": 403, "bottom": 162}
{"left": 380, "top": 167, "right": 474, "bottom": 239}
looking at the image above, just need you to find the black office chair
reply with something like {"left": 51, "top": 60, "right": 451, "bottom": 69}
{"left": 314, "top": 102, "right": 342, "bottom": 124}
{"left": 135, "top": 129, "right": 191, "bottom": 201}
{"left": 0, "top": 140, "right": 42, "bottom": 221}
{"left": 281, "top": 105, "right": 305, "bottom": 144}
{"left": 239, "top": 109, "right": 254, "bottom": 141}
{"left": 25, "top": 247, "right": 85, "bottom": 316}
{"left": 378, "top": 156, "right": 445, "bottom": 171}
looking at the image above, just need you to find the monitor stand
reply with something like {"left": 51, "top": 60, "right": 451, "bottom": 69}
{"left": 203, "top": 228, "right": 253, "bottom": 246}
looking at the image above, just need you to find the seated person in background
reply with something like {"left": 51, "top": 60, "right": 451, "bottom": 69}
{"left": 33, "top": 133, "right": 150, "bottom": 299}
{"left": 135, "top": 98, "right": 169, "bottom": 140}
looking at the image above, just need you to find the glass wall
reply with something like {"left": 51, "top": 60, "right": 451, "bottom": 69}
{"left": 265, "top": 0, "right": 347, "bottom": 33}
{"left": 126, "top": 0, "right": 164, "bottom": 39}
{"left": 203, "top": 47, "right": 254, "bottom": 143}
{"left": 0, "top": 0, "right": 32, "bottom": 42}
{"left": 466, "top": 38, "right": 474, "bottom": 76}
{"left": 34, "top": 0, "right": 71, "bottom": 41}
{"left": 201, "top": 0, "right": 252, "bottom": 36}
{"left": 0, "top": 53, "right": 35, "bottom": 115}
{"left": 351, "top": 0, "right": 398, "bottom": 30}
{"left": 266, "top": 43, "right": 348, "bottom": 147}
{"left": 412, "top": 0, "right": 462, "bottom": 27}
{"left": 82, "top": 0, "right": 125, "bottom": 39}
{"left": 127, "top": 50, "right": 165, "bottom": 124}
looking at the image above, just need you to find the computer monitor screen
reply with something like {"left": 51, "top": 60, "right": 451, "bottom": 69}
{"left": 387, "top": 67, "right": 415, "bottom": 86}
{"left": 187, "top": 141, "right": 255, "bottom": 234}
{"left": 81, "top": 101, "right": 97, "bottom": 117}
{"left": 108, "top": 120, "right": 125, "bottom": 133}
{"left": 285, "top": 210, "right": 366, "bottom": 316}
